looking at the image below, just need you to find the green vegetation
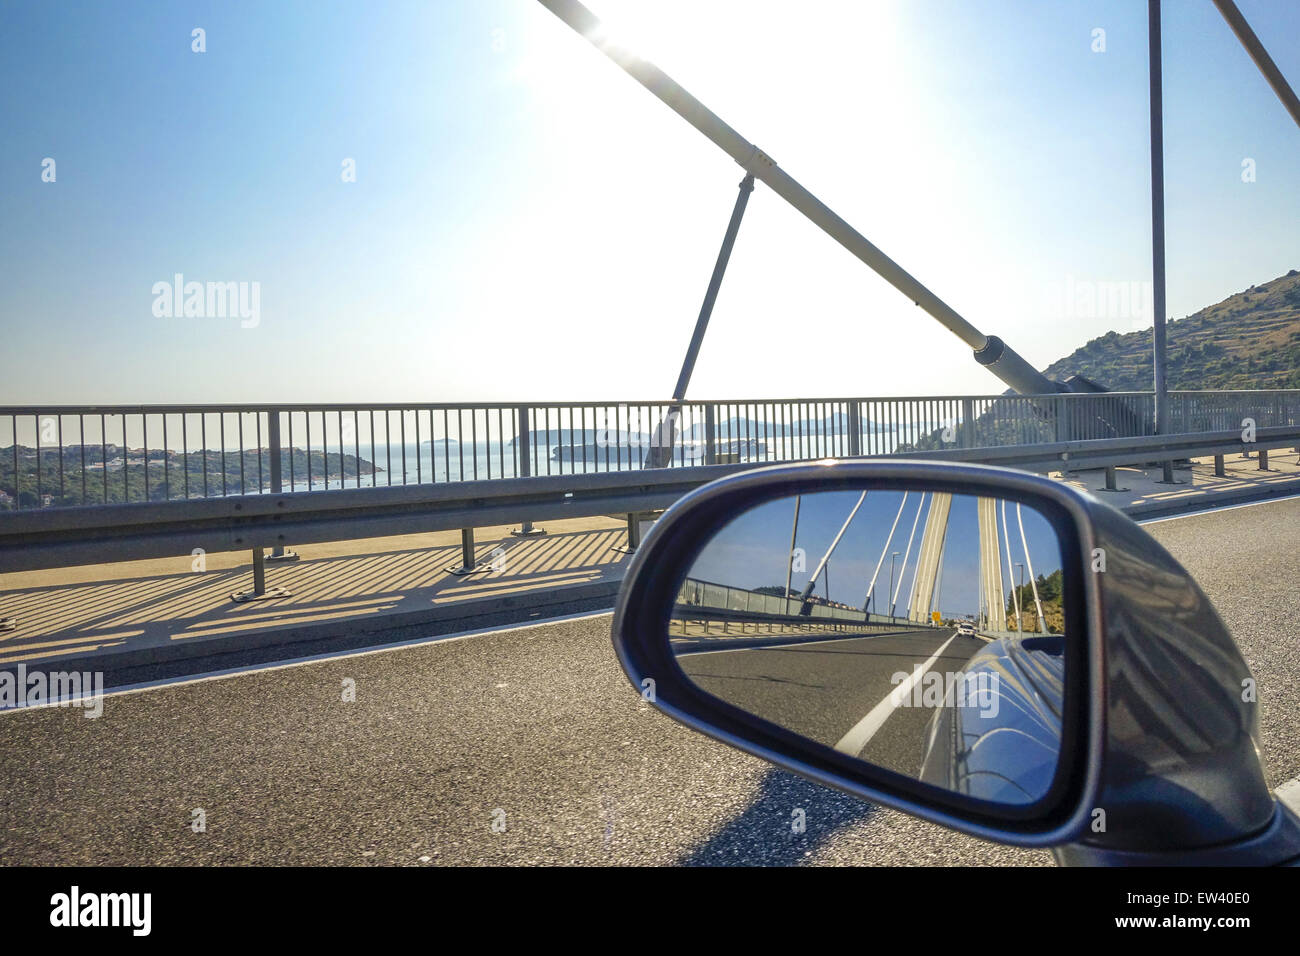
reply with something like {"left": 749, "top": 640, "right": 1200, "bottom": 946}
{"left": 1005, "top": 568, "right": 1064, "bottom": 633}
{"left": 895, "top": 268, "right": 1300, "bottom": 454}
{"left": 0, "top": 446, "right": 378, "bottom": 509}
{"left": 1041, "top": 269, "right": 1300, "bottom": 390}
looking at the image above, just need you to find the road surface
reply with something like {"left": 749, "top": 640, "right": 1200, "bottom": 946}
{"left": 678, "top": 629, "right": 987, "bottom": 772}
{"left": 1, "top": 497, "right": 1297, "bottom": 865}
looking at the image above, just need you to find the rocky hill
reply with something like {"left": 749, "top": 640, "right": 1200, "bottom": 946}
{"left": 1040, "top": 269, "right": 1300, "bottom": 390}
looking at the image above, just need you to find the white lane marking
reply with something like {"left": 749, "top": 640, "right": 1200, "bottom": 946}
{"left": 832, "top": 632, "right": 959, "bottom": 758}
{"left": 1138, "top": 493, "right": 1300, "bottom": 524}
{"left": 0, "top": 610, "right": 614, "bottom": 713}
{"left": 1276, "top": 777, "right": 1300, "bottom": 815}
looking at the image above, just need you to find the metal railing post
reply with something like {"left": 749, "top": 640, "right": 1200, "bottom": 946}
{"left": 704, "top": 404, "right": 717, "bottom": 465}
{"left": 268, "top": 410, "right": 281, "bottom": 494}
{"left": 613, "top": 512, "right": 642, "bottom": 554}
{"left": 252, "top": 546, "right": 266, "bottom": 593}
{"left": 461, "top": 528, "right": 475, "bottom": 568}
{"left": 1053, "top": 396, "right": 1075, "bottom": 478}
{"left": 232, "top": 545, "right": 292, "bottom": 602}
{"left": 511, "top": 405, "right": 544, "bottom": 536}
{"left": 265, "top": 410, "right": 299, "bottom": 562}
{"left": 1054, "top": 396, "right": 1069, "bottom": 444}
{"left": 1099, "top": 465, "right": 1127, "bottom": 494}
{"left": 1214, "top": 454, "right": 1226, "bottom": 477}
{"left": 847, "top": 402, "right": 862, "bottom": 457}
{"left": 446, "top": 527, "right": 489, "bottom": 575}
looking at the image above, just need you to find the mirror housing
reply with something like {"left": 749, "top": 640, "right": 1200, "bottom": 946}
{"left": 611, "top": 460, "right": 1300, "bottom": 862}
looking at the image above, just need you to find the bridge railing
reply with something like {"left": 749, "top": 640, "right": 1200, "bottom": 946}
{"left": 671, "top": 576, "right": 933, "bottom": 640}
{"left": 677, "top": 576, "right": 879, "bottom": 622}
{"left": 4, "top": 422, "right": 1300, "bottom": 577}
{"left": 2, "top": 390, "right": 1298, "bottom": 511}
{"left": 1167, "top": 390, "right": 1300, "bottom": 432}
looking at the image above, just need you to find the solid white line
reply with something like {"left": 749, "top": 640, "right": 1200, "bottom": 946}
{"left": 833, "top": 632, "right": 958, "bottom": 758}
{"left": 1138, "top": 493, "right": 1300, "bottom": 524}
{"left": 1276, "top": 777, "right": 1300, "bottom": 815}
{"left": 0, "top": 609, "right": 614, "bottom": 713}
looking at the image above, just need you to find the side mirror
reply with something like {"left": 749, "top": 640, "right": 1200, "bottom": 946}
{"left": 611, "top": 460, "right": 1300, "bottom": 865}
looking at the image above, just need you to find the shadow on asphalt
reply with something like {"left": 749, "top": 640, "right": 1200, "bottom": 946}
{"left": 678, "top": 767, "right": 875, "bottom": 866}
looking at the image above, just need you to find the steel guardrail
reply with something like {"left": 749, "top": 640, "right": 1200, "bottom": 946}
{"left": 670, "top": 604, "right": 936, "bottom": 635}
{"left": 2, "top": 424, "right": 1298, "bottom": 575}
{"left": 5, "top": 390, "right": 1298, "bottom": 511}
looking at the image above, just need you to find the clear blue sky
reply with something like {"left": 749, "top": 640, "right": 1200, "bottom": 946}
{"left": 2, "top": 0, "right": 1297, "bottom": 405}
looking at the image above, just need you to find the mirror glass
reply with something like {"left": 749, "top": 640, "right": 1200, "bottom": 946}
{"left": 671, "top": 488, "right": 1068, "bottom": 806}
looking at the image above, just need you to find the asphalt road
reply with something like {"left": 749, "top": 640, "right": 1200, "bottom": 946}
{"left": 678, "top": 629, "right": 986, "bottom": 773}
{"left": 0, "top": 497, "right": 1297, "bottom": 866}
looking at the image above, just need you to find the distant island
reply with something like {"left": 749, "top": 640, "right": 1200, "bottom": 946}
{"left": 0, "top": 446, "right": 378, "bottom": 509}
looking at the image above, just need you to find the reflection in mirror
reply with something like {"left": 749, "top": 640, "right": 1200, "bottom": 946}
{"left": 671, "top": 489, "right": 1067, "bottom": 806}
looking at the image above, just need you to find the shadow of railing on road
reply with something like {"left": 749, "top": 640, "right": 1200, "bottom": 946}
{"left": 0, "top": 526, "right": 628, "bottom": 664}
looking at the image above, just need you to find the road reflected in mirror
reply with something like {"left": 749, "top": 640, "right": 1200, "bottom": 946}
{"left": 671, "top": 489, "right": 1067, "bottom": 805}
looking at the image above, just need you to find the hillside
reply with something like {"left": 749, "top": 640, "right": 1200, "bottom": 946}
{"left": 1040, "top": 269, "right": 1300, "bottom": 390}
